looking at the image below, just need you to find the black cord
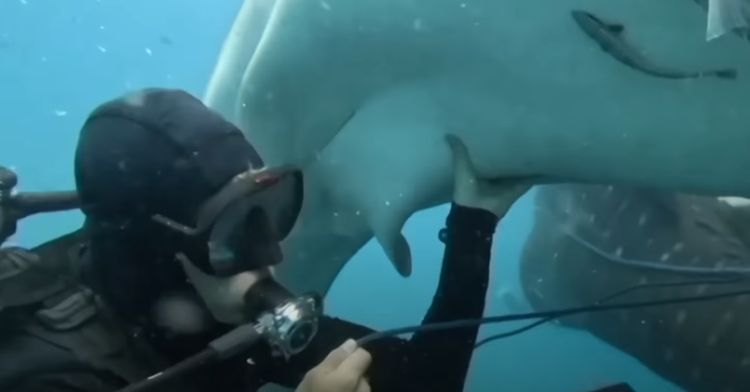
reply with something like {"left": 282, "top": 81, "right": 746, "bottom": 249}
{"left": 357, "top": 282, "right": 750, "bottom": 346}
{"left": 473, "top": 276, "right": 746, "bottom": 349}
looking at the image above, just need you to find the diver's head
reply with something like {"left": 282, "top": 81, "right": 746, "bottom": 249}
{"left": 75, "top": 88, "right": 306, "bottom": 329}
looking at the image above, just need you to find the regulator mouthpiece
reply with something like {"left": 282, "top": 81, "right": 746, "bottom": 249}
{"left": 243, "top": 277, "right": 322, "bottom": 359}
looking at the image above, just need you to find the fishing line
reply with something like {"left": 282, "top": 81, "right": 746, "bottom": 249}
{"left": 356, "top": 282, "right": 750, "bottom": 346}
{"left": 472, "top": 276, "right": 747, "bottom": 349}
{"left": 536, "top": 205, "right": 750, "bottom": 277}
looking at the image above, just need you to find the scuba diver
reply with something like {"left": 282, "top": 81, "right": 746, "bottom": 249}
{"left": 0, "top": 88, "right": 532, "bottom": 392}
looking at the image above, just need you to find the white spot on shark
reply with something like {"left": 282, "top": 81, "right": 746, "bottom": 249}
{"left": 721, "top": 311, "right": 735, "bottom": 323}
{"left": 660, "top": 252, "right": 671, "bottom": 262}
{"left": 675, "top": 310, "right": 687, "bottom": 325}
{"left": 637, "top": 213, "right": 648, "bottom": 226}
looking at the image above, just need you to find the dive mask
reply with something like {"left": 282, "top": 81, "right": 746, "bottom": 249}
{"left": 152, "top": 166, "right": 303, "bottom": 277}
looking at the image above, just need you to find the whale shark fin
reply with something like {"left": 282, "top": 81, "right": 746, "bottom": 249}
{"left": 372, "top": 207, "right": 413, "bottom": 277}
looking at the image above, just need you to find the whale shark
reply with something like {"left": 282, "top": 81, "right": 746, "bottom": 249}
{"left": 520, "top": 184, "right": 750, "bottom": 392}
{"left": 204, "top": 0, "right": 750, "bottom": 298}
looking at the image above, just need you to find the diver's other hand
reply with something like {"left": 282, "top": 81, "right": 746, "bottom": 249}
{"left": 296, "top": 339, "right": 372, "bottom": 392}
{"left": 445, "top": 134, "right": 533, "bottom": 218}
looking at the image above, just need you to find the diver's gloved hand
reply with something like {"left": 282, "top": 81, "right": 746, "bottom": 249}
{"left": 445, "top": 134, "right": 533, "bottom": 218}
{"left": 296, "top": 339, "right": 372, "bottom": 392}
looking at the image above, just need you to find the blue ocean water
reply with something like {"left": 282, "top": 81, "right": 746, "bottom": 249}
{"left": 0, "top": 1, "right": 683, "bottom": 391}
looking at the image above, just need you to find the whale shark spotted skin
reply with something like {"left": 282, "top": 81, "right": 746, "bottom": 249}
{"left": 521, "top": 184, "right": 750, "bottom": 392}
{"left": 204, "top": 0, "right": 750, "bottom": 299}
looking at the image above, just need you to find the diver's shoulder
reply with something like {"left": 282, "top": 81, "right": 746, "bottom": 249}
{"left": 0, "top": 230, "right": 87, "bottom": 311}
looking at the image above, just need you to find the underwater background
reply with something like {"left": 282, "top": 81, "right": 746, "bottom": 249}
{"left": 0, "top": 1, "right": 687, "bottom": 390}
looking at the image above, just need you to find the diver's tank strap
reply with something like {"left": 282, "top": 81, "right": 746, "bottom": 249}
{"left": 21, "top": 285, "right": 168, "bottom": 384}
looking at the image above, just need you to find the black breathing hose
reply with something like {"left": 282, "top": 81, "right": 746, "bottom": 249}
{"left": 114, "top": 323, "right": 262, "bottom": 392}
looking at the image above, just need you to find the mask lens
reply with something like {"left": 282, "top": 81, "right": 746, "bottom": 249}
{"left": 206, "top": 170, "right": 302, "bottom": 276}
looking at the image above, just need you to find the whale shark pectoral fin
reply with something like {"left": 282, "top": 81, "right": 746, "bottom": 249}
{"left": 372, "top": 204, "right": 413, "bottom": 277}
{"left": 375, "top": 229, "right": 413, "bottom": 277}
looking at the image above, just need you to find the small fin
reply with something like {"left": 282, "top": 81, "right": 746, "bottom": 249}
{"left": 607, "top": 23, "right": 624, "bottom": 34}
{"left": 375, "top": 230, "right": 412, "bottom": 277}
{"left": 368, "top": 194, "right": 413, "bottom": 277}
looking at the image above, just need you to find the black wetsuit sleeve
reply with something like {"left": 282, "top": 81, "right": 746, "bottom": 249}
{"left": 251, "top": 203, "right": 498, "bottom": 392}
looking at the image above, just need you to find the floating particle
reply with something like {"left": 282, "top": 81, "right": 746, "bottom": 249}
{"left": 97, "top": 45, "right": 107, "bottom": 53}
{"left": 320, "top": 1, "right": 331, "bottom": 10}
{"left": 413, "top": 18, "right": 423, "bottom": 31}
{"left": 638, "top": 213, "right": 648, "bottom": 226}
{"left": 144, "top": 47, "right": 152, "bottom": 56}
{"left": 53, "top": 109, "right": 68, "bottom": 117}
